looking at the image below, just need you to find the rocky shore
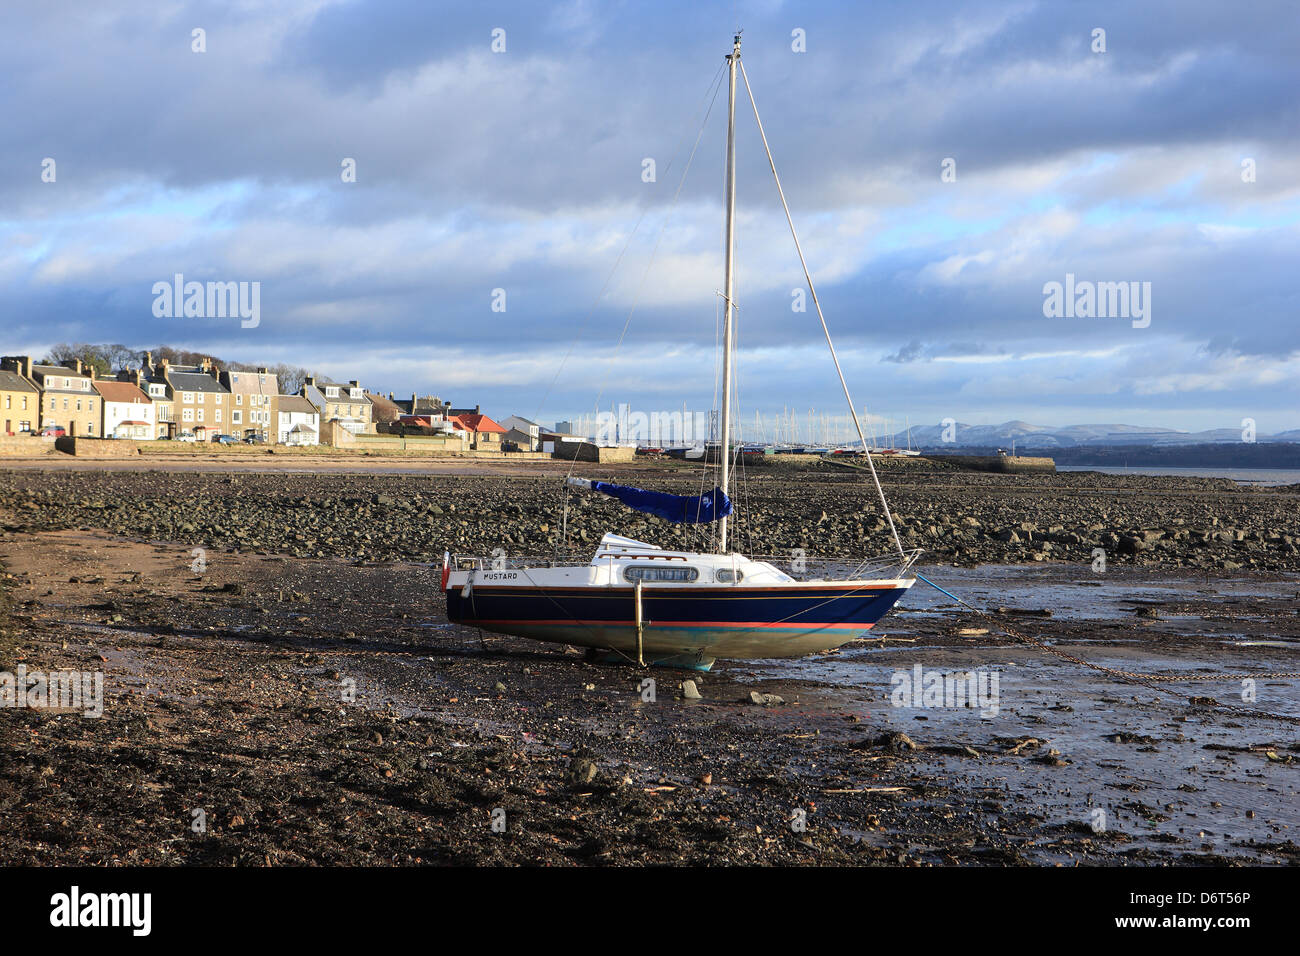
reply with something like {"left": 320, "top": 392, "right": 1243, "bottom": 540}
{"left": 1, "top": 463, "right": 1297, "bottom": 866}
{"left": 0, "top": 464, "right": 1296, "bottom": 573}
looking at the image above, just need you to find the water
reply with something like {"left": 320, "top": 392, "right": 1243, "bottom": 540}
{"left": 1058, "top": 465, "right": 1300, "bottom": 486}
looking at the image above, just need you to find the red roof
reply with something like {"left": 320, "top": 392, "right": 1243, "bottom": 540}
{"left": 92, "top": 380, "right": 149, "bottom": 403}
{"left": 450, "top": 413, "right": 506, "bottom": 434}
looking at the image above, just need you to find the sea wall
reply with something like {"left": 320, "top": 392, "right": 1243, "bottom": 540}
{"left": 929, "top": 454, "right": 1056, "bottom": 474}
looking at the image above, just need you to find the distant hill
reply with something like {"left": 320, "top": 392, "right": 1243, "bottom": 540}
{"left": 882, "top": 420, "right": 1295, "bottom": 449}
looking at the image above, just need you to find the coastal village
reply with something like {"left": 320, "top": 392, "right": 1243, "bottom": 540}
{"left": 0, "top": 351, "right": 581, "bottom": 456}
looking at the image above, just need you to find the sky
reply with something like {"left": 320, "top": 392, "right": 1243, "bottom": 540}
{"left": 2, "top": 0, "right": 1297, "bottom": 435}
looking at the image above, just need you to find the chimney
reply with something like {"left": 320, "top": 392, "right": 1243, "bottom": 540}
{"left": 257, "top": 367, "right": 268, "bottom": 374}
{"left": 144, "top": 351, "right": 152, "bottom": 370}
{"left": 2, "top": 356, "right": 34, "bottom": 380}
{"left": 349, "top": 379, "right": 360, "bottom": 388}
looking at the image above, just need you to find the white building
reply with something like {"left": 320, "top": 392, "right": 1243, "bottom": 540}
{"left": 276, "top": 394, "right": 319, "bottom": 445}
{"left": 92, "top": 380, "right": 156, "bottom": 440}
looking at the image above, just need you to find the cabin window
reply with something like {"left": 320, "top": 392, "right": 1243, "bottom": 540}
{"left": 716, "top": 568, "right": 744, "bottom": 583}
{"left": 623, "top": 565, "right": 698, "bottom": 583}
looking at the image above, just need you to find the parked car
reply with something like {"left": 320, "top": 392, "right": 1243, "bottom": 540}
{"left": 39, "top": 425, "right": 66, "bottom": 437}
{"left": 242, "top": 435, "right": 264, "bottom": 444}
{"left": 175, "top": 431, "right": 198, "bottom": 443}
{"left": 215, "top": 434, "right": 239, "bottom": 445}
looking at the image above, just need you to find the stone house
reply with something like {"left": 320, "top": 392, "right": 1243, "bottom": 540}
{"left": 302, "top": 377, "right": 372, "bottom": 434}
{"left": 2, "top": 356, "right": 100, "bottom": 436}
{"left": 219, "top": 367, "right": 279, "bottom": 441}
{"left": 148, "top": 357, "right": 231, "bottom": 441}
{"left": 0, "top": 366, "right": 39, "bottom": 435}
{"left": 117, "top": 364, "right": 175, "bottom": 438}
{"left": 501, "top": 415, "right": 541, "bottom": 451}
{"left": 449, "top": 411, "right": 506, "bottom": 450}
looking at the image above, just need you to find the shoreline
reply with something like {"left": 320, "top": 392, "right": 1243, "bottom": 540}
{"left": 1, "top": 464, "right": 1297, "bottom": 865}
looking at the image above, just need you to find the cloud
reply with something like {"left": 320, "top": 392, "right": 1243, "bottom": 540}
{"left": 2, "top": 0, "right": 1298, "bottom": 431}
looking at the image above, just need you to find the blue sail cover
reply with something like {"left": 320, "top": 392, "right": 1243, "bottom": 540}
{"left": 589, "top": 481, "right": 733, "bottom": 524}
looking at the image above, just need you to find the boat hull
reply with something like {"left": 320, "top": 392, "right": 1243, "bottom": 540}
{"left": 445, "top": 581, "right": 911, "bottom": 660}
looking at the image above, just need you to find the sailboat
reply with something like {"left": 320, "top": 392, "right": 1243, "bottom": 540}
{"left": 444, "top": 34, "right": 919, "bottom": 670}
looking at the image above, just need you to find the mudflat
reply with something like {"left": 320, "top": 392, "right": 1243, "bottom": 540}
{"left": 1, "top": 462, "right": 1296, "bottom": 865}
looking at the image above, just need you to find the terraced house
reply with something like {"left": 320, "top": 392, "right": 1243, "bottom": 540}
{"left": 301, "top": 376, "right": 372, "bottom": 434}
{"left": 276, "top": 394, "right": 319, "bottom": 445}
{"left": 3, "top": 356, "right": 100, "bottom": 436}
{"left": 118, "top": 362, "right": 175, "bottom": 438}
{"left": 148, "top": 356, "right": 231, "bottom": 441}
{"left": 0, "top": 366, "right": 39, "bottom": 435}
{"left": 219, "top": 367, "right": 278, "bottom": 441}
{"left": 92, "top": 379, "right": 155, "bottom": 440}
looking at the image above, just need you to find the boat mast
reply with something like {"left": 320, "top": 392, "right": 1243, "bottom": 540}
{"left": 718, "top": 31, "right": 740, "bottom": 553}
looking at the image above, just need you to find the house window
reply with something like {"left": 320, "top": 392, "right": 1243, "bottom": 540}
{"left": 63, "top": 398, "right": 69, "bottom": 410}
{"left": 215, "top": 409, "right": 222, "bottom": 423}
{"left": 232, "top": 411, "right": 242, "bottom": 424}
{"left": 183, "top": 408, "right": 194, "bottom": 422}
{"left": 623, "top": 565, "right": 699, "bottom": 583}
{"left": 183, "top": 392, "right": 193, "bottom": 403}
{"left": 76, "top": 400, "right": 82, "bottom": 411}
{"left": 214, "top": 394, "right": 222, "bottom": 404}
{"left": 196, "top": 409, "right": 204, "bottom": 423}
{"left": 87, "top": 423, "right": 93, "bottom": 434}
{"left": 21, "top": 397, "right": 27, "bottom": 410}
{"left": 236, "top": 394, "right": 243, "bottom": 405}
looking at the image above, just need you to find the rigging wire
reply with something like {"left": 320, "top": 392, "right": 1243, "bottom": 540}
{"left": 738, "top": 60, "right": 906, "bottom": 561}
{"left": 564, "top": 61, "right": 727, "bottom": 490}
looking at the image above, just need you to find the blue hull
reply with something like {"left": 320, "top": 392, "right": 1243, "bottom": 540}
{"left": 445, "top": 582, "right": 910, "bottom": 660}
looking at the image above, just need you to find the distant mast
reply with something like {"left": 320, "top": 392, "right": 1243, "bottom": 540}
{"left": 718, "top": 32, "right": 741, "bottom": 553}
